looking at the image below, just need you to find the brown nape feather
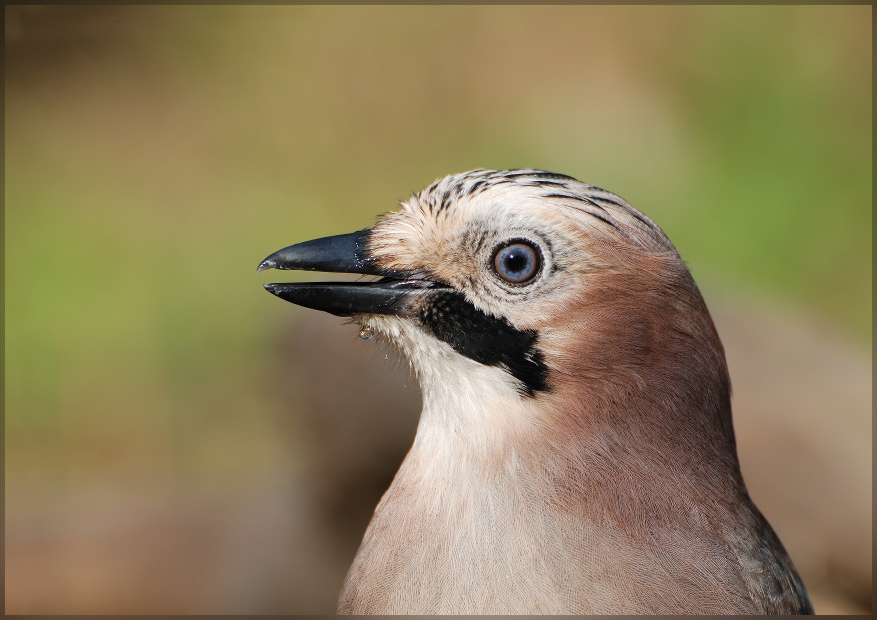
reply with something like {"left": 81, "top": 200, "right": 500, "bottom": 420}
{"left": 531, "top": 242, "right": 810, "bottom": 613}
{"left": 265, "top": 169, "right": 811, "bottom": 614}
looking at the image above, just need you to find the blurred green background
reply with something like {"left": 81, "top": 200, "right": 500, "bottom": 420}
{"left": 5, "top": 5, "right": 871, "bottom": 614}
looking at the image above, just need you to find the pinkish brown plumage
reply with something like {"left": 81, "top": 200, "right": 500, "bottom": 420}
{"left": 259, "top": 169, "right": 812, "bottom": 614}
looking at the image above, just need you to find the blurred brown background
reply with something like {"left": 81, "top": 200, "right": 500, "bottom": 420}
{"left": 5, "top": 5, "right": 871, "bottom": 615}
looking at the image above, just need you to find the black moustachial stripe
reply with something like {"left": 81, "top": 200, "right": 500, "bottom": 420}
{"left": 418, "top": 292, "right": 549, "bottom": 396}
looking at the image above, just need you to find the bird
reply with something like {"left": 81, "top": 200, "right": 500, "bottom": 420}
{"left": 257, "top": 169, "right": 813, "bottom": 614}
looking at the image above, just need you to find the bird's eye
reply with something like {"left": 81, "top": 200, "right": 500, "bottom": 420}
{"left": 492, "top": 241, "right": 541, "bottom": 285}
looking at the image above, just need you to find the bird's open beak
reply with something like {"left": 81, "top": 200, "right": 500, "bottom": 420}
{"left": 257, "top": 230, "right": 437, "bottom": 317}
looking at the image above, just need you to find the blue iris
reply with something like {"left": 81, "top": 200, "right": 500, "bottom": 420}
{"left": 493, "top": 242, "right": 541, "bottom": 284}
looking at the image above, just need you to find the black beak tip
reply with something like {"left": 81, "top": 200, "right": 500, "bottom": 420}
{"left": 256, "top": 231, "right": 378, "bottom": 276}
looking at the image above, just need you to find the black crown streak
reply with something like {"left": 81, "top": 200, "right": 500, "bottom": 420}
{"left": 417, "top": 292, "right": 549, "bottom": 397}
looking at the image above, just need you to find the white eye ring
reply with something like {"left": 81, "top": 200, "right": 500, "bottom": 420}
{"left": 492, "top": 240, "right": 542, "bottom": 285}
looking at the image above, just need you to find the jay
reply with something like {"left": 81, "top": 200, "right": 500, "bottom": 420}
{"left": 258, "top": 169, "right": 812, "bottom": 614}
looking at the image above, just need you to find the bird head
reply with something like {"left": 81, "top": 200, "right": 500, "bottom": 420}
{"left": 259, "top": 169, "right": 735, "bottom": 461}
{"left": 259, "top": 170, "right": 811, "bottom": 616}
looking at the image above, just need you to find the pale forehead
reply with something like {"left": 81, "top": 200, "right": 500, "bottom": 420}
{"left": 396, "top": 169, "right": 674, "bottom": 252}
{"left": 405, "top": 178, "right": 556, "bottom": 225}
{"left": 409, "top": 169, "right": 583, "bottom": 211}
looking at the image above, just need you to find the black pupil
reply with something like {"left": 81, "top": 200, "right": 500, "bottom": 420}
{"left": 504, "top": 250, "right": 529, "bottom": 273}
{"left": 494, "top": 242, "right": 539, "bottom": 283}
